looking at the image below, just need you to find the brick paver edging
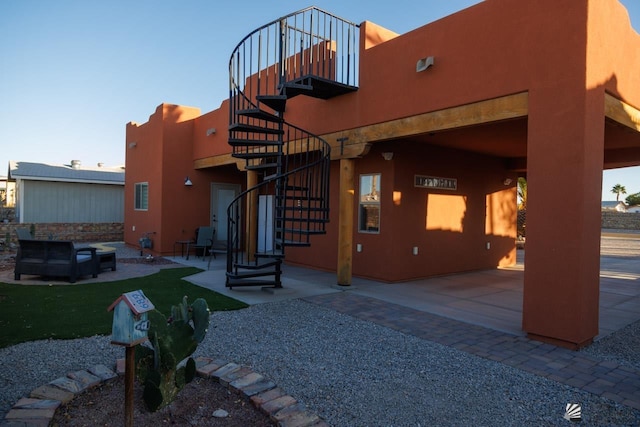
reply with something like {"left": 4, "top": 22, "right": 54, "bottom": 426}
{"left": 1, "top": 356, "right": 327, "bottom": 427}
{"left": 305, "top": 292, "right": 640, "bottom": 411}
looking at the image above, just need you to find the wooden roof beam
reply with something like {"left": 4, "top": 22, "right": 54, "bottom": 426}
{"left": 605, "top": 93, "right": 640, "bottom": 132}
{"left": 322, "top": 92, "right": 529, "bottom": 159}
{"left": 194, "top": 92, "right": 530, "bottom": 166}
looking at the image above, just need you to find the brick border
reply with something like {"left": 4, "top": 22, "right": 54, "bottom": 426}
{"left": 1, "top": 356, "right": 327, "bottom": 427}
{"left": 306, "top": 292, "right": 640, "bottom": 411}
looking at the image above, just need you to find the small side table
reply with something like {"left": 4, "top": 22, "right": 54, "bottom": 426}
{"left": 98, "top": 251, "right": 117, "bottom": 272}
{"left": 174, "top": 240, "right": 193, "bottom": 258}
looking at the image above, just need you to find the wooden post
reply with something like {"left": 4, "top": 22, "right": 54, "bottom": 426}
{"left": 246, "top": 170, "right": 258, "bottom": 262}
{"left": 337, "top": 159, "right": 354, "bottom": 286}
{"left": 125, "top": 346, "right": 135, "bottom": 427}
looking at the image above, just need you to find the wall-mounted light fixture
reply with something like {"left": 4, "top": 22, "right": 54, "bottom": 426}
{"left": 382, "top": 152, "right": 394, "bottom": 161}
{"left": 503, "top": 178, "right": 513, "bottom": 186}
{"left": 128, "top": 142, "right": 137, "bottom": 149}
{"left": 416, "top": 56, "right": 434, "bottom": 72}
{"left": 206, "top": 128, "right": 216, "bottom": 136}
{"left": 184, "top": 176, "right": 193, "bottom": 186}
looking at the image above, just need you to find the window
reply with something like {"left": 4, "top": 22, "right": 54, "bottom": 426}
{"left": 134, "top": 182, "right": 148, "bottom": 211}
{"left": 359, "top": 174, "right": 381, "bottom": 233}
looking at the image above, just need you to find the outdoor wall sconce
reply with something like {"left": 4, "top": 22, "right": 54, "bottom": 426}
{"left": 206, "top": 128, "right": 216, "bottom": 136}
{"left": 184, "top": 176, "right": 193, "bottom": 186}
{"left": 128, "top": 142, "right": 137, "bottom": 149}
{"left": 416, "top": 56, "right": 434, "bottom": 72}
{"left": 382, "top": 152, "right": 394, "bottom": 161}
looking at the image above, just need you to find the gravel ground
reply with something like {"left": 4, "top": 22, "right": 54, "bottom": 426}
{"left": 581, "top": 319, "right": 640, "bottom": 371}
{"left": 1, "top": 239, "right": 639, "bottom": 425}
{"left": 1, "top": 299, "right": 639, "bottom": 426}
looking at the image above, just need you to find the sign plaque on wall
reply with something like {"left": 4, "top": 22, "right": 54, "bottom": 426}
{"left": 414, "top": 175, "right": 457, "bottom": 190}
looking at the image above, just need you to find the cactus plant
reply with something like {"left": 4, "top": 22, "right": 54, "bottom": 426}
{"left": 135, "top": 296, "right": 210, "bottom": 411}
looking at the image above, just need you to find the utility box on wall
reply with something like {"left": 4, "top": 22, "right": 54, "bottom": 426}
{"left": 107, "top": 289, "right": 155, "bottom": 347}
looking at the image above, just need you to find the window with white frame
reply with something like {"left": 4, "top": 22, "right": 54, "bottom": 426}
{"left": 134, "top": 182, "right": 148, "bottom": 211}
{"left": 358, "top": 174, "right": 381, "bottom": 233}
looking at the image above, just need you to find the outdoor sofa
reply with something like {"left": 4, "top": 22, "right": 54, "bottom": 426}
{"left": 14, "top": 239, "right": 98, "bottom": 283}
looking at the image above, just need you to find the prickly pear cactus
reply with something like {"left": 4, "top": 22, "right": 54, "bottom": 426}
{"left": 135, "top": 296, "right": 210, "bottom": 411}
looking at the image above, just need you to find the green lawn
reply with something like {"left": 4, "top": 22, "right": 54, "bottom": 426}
{"left": 0, "top": 267, "right": 248, "bottom": 349}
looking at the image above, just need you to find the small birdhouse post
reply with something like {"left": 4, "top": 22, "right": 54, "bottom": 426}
{"left": 107, "top": 289, "right": 155, "bottom": 427}
{"left": 108, "top": 290, "right": 155, "bottom": 347}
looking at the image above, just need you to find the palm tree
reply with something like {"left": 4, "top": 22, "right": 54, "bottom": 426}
{"left": 611, "top": 184, "right": 627, "bottom": 202}
{"left": 517, "top": 177, "right": 527, "bottom": 210}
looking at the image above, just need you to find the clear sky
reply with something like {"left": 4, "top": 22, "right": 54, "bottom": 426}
{"left": 1, "top": 0, "right": 640, "bottom": 200}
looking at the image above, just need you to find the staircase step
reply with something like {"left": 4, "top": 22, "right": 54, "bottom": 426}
{"left": 286, "top": 75, "right": 358, "bottom": 100}
{"left": 246, "top": 162, "right": 279, "bottom": 171}
{"left": 276, "top": 217, "right": 328, "bottom": 223}
{"left": 236, "top": 108, "right": 282, "bottom": 123}
{"left": 227, "top": 269, "right": 278, "bottom": 279}
{"left": 233, "top": 259, "right": 281, "bottom": 271}
{"left": 232, "top": 151, "right": 280, "bottom": 160}
{"left": 255, "top": 250, "right": 284, "bottom": 258}
{"left": 229, "top": 123, "right": 283, "bottom": 135}
{"left": 275, "top": 238, "right": 311, "bottom": 247}
{"left": 281, "top": 206, "right": 329, "bottom": 212}
{"left": 283, "top": 185, "right": 309, "bottom": 192}
{"left": 226, "top": 277, "right": 281, "bottom": 288}
{"left": 282, "top": 81, "right": 314, "bottom": 90}
{"left": 280, "top": 82, "right": 312, "bottom": 99}
{"left": 256, "top": 95, "right": 287, "bottom": 112}
{"left": 282, "top": 228, "right": 327, "bottom": 235}
{"left": 281, "top": 82, "right": 313, "bottom": 97}
{"left": 229, "top": 138, "right": 282, "bottom": 147}
{"left": 284, "top": 195, "right": 323, "bottom": 201}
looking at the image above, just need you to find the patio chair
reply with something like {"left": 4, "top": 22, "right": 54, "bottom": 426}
{"left": 190, "top": 226, "right": 214, "bottom": 260}
{"left": 206, "top": 230, "right": 227, "bottom": 269}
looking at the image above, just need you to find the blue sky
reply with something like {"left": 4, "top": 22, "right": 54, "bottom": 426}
{"left": 1, "top": 0, "right": 639, "bottom": 200}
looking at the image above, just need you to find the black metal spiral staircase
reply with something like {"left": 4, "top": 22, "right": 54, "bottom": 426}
{"left": 225, "top": 7, "right": 359, "bottom": 288}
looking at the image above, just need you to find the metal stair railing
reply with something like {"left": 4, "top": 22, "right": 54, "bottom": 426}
{"left": 229, "top": 6, "right": 359, "bottom": 115}
{"left": 226, "top": 7, "right": 358, "bottom": 287}
{"left": 225, "top": 123, "right": 331, "bottom": 285}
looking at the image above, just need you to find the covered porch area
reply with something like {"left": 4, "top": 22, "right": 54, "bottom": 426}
{"left": 179, "top": 231, "right": 640, "bottom": 341}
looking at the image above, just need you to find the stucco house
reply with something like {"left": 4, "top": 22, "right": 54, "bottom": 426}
{"left": 8, "top": 160, "right": 125, "bottom": 223}
{"left": 124, "top": 0, "right": 640, "bottom": 349}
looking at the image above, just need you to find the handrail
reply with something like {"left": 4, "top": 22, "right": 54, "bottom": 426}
{"left": 228, "top": 7, "right": 359, "bottom": 64}
{"left": 225, "top": 124, "right": 331, "bottom": 275}
{"left": 229, "top": 6, "right": 360, "bottom": 120}
{"left": 225, "top": 6, "right": 355, "bottom": 286}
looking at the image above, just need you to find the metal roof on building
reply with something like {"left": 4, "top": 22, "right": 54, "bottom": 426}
{"left": 8, "top": 160, "right": 124, "bottom": 185}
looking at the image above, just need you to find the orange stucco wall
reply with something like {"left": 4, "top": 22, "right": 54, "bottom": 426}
{"left": 125, "top": 0, "right": 640, "bottom": 348}
{"left": 192, "top": 99, "right": 232, "bottom": 160}
{"left": 125, "top": 104, "right": 244, "bottom": 254}
{"left": 285, "top": 142, "right": 516, "bottom": 282}
{"left": 590, "top": 0, "right": 640, "bottom": 100}
{"left": 268, "top": 0, "right": 640, "bottom": 143}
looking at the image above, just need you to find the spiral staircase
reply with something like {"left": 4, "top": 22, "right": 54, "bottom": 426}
{"left": 225, "top": 7, "right": 359, "bottom": 288}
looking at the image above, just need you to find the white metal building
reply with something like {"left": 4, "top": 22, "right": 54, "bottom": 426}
{"left": 8, "top": 160, "right": 125, "bottom": 223}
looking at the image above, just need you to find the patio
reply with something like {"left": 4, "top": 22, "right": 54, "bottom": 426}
{"left": 178, "top": 232, "right": 640, "bottom": 341}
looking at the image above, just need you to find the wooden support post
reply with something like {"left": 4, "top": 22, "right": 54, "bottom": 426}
{"left": 124, "top": 346, "right": 135, "bottom": 427}
{"left": 246, "top": 170, "right": 258, "bottom": 263}
{"left": 337, "top": 159, "right": 354, "bottom": 286}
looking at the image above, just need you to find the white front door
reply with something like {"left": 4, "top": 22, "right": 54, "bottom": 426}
{"left": 210, "top": 183, "right": 241, "bottom": 246}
